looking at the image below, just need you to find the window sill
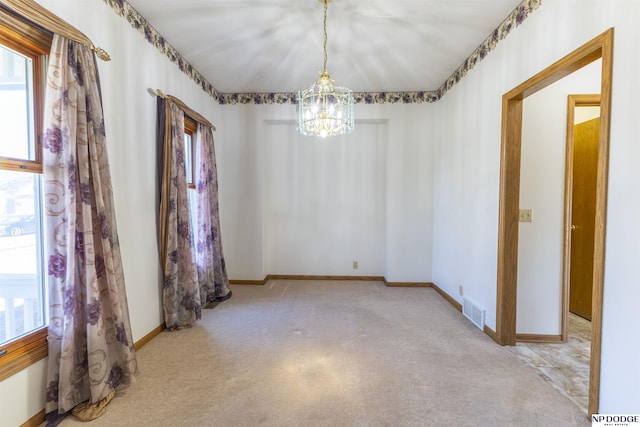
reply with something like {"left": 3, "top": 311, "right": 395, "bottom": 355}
{"left": 0, "top": 328, "right": 48, "bottom": 382}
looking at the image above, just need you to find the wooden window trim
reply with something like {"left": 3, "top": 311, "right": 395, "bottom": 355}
{"left": 0, "top": 328, "right": 47, "bottom": 381}
{"left": 0, "top": 7, "right": 52, "bottom": 53}
{"left": 0, "top": 8, "right": 49, "bottom": 172}
{"left": 0, "top": 8, "right": 50, "bottom": 379}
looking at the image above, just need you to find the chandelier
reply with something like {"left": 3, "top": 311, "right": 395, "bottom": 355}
{"left": 297, "top": 0, "right": 354, "bottom": 138}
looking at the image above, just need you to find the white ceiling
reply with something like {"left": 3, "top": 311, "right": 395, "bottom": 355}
{"left": 125, "top": 0, "right": 526, "bottom": 94}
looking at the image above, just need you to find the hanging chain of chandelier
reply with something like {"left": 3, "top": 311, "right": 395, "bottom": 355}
{"left": 297, "top": 0, "right": 355, "bottom": 138}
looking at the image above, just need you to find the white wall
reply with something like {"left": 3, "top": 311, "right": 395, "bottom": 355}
{"left": 264, "top": 120, "right": 388, "bottom": 276}
{"left": 0, "top": 1, "right": 221, "bottom": 425}
{"left": 382, "top": 104, "right": 435, "bottom": 282}
{"left": 216, "top": 102, "right": 434, "bottom": 282}
{"left": 215, "top": 104, "right": 266, "bottom": 280}
{"left": 575, "top": 106, "right": 601, "bottom": 125}
{"left": 517, "top": 60, "right": 601, "bottom": 335}
{"left": 432, "top": 0, "right": 640, "bottom": 413}
{"left": 431, "top": 62, "right": 504, "bottom": 321}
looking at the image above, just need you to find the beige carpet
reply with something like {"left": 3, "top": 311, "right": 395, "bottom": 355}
{"left": 54, "top": 280, "right": 589, "bottom": 427}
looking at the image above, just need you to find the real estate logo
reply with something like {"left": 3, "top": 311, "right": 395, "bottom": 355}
{"left": 592, "top": 414, "right": 640, "bottom": 426}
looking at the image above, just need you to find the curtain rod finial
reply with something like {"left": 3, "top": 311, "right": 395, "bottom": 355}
{"left": 92, "top": 45, "right": 111, "bottom": 61}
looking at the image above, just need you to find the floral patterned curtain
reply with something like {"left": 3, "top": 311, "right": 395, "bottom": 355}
{"left": 194, "top": 123, "right": 231, "bottom": 304}
{"left": 43, "top": 35, "right": 138, "bottom": 416}
{"left": 157, "top": 98, "right": 200, "bottom": 328}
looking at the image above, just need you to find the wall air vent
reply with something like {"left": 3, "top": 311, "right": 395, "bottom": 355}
{"left": 462, "top": 296, "right": 486, "bottom": 330}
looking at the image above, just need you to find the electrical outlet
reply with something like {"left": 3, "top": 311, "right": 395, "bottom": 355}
{"left": 459, "top": 285, "right": 463, "bottom": 296}
{"left": 519, "top": 209, "right": 532, "bottom": 222}
{"left": 353, "top": 260, "right": 358, "bottom": 270}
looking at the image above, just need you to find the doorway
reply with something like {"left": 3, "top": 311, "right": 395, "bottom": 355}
{"left": 495, "top": 28, "right": 613, "bottom": 417}
{"left": 563, "top": 95, "right": 600, "bottom": 335}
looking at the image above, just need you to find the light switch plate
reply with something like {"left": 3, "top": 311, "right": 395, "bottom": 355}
{"left": 519, "top": 209, "right": 532, "bottom": 222}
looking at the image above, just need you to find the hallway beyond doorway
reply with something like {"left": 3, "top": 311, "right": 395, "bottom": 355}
{"left": 510, "top": 313, "right": 591, "bottom": 413}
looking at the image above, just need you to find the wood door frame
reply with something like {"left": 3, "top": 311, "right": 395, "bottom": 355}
{"left": 495, "top": 28, "right": 613, "bottom": 416}
{"left": 562, "top": 94, "right": 601, "bottom": 341}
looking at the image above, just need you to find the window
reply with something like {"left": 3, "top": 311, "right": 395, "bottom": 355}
{"left": 0, "top": 10, "right": 51, "bottom": 379}
{"left": 184, "top": 116, "right": 196, "bottom": 189}
{"left": 184, "top": 116, "right": 198, "bottom": 235}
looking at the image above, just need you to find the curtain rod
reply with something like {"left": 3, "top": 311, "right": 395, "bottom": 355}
{"left": 0, "top": 0, "right": 110, "bottom": 61}
{"left": 149, "top": 88, "right": 216, "bottom": 131}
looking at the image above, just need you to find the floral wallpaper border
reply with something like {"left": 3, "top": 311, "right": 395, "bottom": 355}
{"left": 103, "top": 0, "right": 541, "bottom": 105}
{"left": 103, "top": 0, "right": 220, "bottom": 100}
